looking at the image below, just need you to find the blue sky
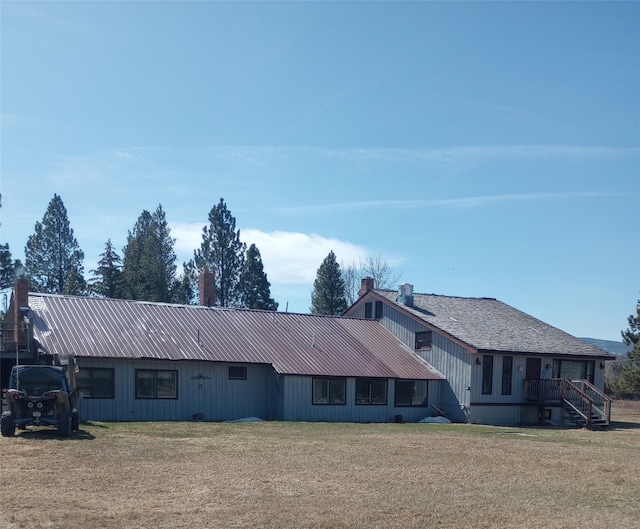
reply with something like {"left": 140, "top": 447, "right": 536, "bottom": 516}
{"left": 1, "top": 1, "right": 638, "bottom": 341}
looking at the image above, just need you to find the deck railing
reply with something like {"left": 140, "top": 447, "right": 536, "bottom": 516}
{"left": 523, "top": 378, "right": 563, "bottom": 403}
{"left": 523, "top": 378, "right": 611, "bottom": 429}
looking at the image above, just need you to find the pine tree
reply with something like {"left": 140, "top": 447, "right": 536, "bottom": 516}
{"left": 170, "top": 272, "right": 194, "bottom": 305}
{"left": 193, "top": 198, "right": 246, "bottom": 307}
{"left": 240, "top": 244, "right": 278, "bottom": 311}
{"left": 0, "top": 243, "right": 15, "bottom": 290}
{"left": 612, "top": 299, "right": 640, "bottom": 398}
{"left": 122, "top": 205, "right": 177, "bottom": 302}
{"left": 0, "top": 195, "right": 15, "bottom": 290}
{"left": 90, "top": 239, "right": 124, "bottom": 298}
{"left": 25, "top": 194, "right": 86, "bottom": 294}
{"left": 310, "top": 251, "right": 348, "bottom": 315}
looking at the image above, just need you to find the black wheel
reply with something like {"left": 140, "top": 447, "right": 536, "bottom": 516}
{"left": 71, "top": 411, "right": 79, "bottom": 431}
{"left": 57, "top": 411, "right": 71, "bottom": 437}
{"left": 1, "top": 412, "right": 16, "bottom": 437}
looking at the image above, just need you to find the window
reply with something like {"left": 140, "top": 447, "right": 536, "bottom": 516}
{"left": 135, "top": 370, "right": 178, "bottom": 399}
{"left": 312, "top": 378, "right": 346, "bottom": 405}
{"left": 355, "top": 378, "right": 387, "bottom": 405}
{"left": 552, "top": 360, "right": 595, "bottom": 384}
{"left": 482, "top": 355, "right": 494, "bottom": 395}
{"left": 501, "top": 356, "right": 513, "bottom": 396}
{"left": 415, "top": 331, "right": 432, "bottom": 350}
{"left": 228, "top": 366, "right": 247, "bottom": 380}
{"left": 364, "top": 302, "right": 373, "bottom": 319}
{"left": 394, "top": 379, "right": 428, "bottom": 407}
{"left": 77, "top": 368, "right": 114, "bottom": 398}
{"left": 374, "top": 300, "right": 383, "bottom": 319}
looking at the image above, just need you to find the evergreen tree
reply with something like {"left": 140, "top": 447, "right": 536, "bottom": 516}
{"left": 25, "top": 194, "right": 86, "bottom": 294}
{"left": 240, "top": 244, "right": 278, "bottom": 311}
{"left": 122, "top": 205, "right": 177, "bottom": 302}
{"left": 90, "top": 239, "right": 124, "bottom": 298}
{"left": 192, "top": 198, "right": 246, "bottom": 307}
{"left": 310, "top": 251, "right": 348, "bottom": 315}
{"left": 0, "top": 243, "right": 15, "bottom": 290}
{"left": 0, "top": 195, "right": 15, "bottom": 290}
{"left": 170, "top": 271, "right": 195, "bottom": 305}
{"left": 612, "top": 299, "right": 640, "bottom": 399}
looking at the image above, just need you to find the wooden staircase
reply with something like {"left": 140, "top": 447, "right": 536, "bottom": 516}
{"left": 561, "top": 379, "right": 611, "bottom": 430}
{"left": 523, "top": 378, "right": 611, "bottom": 430}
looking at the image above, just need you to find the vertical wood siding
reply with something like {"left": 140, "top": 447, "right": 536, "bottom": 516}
{"left": 377, "top": 308, "right": 472, "bottom": 422}
{"left": 469, "top": 354, "right": 539, "bottom": 425}
{"left": 76, "top": 359, "right": 438, "bottom": 423}
{"left": 76, "top": 358, "right": 272, "bottom": 422}
{"left": 281, "top": 376, "right": 439, "bottom": 423}
{"left": 420, "top": 333, "right": 473, "bottom": 423}
{"left": 361, "top": 301, "right": 611, "bottom": 426}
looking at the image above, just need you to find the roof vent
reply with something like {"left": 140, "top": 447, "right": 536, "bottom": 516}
{"left": 398, "top": 283, "right": 414, "bottom": 306}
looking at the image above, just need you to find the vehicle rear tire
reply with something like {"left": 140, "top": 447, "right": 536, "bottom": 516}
{"left": 71, "top": 411, "right": 79, "bottom": 431}
{"left": 57, "top": 411, "right": 71, "bottom": 437}
{"left": 1, "top": 412, "right": 16, "bottom": 437}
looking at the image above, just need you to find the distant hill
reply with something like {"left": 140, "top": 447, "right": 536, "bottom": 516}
{"left": 580, "top": 338, "right": 631, "bottom": 357}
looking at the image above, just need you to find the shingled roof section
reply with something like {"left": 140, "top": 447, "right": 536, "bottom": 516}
{"left": 374, "top": 289, "right": 613, "bottom": 359}
{"left": 27, "top": 293, "right": 443, "bottom": 381}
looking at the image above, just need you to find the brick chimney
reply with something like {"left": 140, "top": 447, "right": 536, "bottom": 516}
{"left": 199, "top": 268, "right": 216, "bottom": 307}
{"left": 359, "top": 277, "right": 374, "bottom": 297}
{"left": 14, "top": 277, "right": 30, "bottom": 348}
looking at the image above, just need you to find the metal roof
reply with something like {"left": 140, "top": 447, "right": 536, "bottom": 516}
{"left": 369, "top": 290, "right": 613, "bottom": 358}
{"left": 27, "top": 293, "right": 443, "bottom": 380}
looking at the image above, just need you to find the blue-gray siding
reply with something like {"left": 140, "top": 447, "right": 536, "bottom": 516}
{"left": 77, "top": 358, "right": 439, "bottom": 423}
{"left": 77, "top": 358, "right": 273, "bottom": 422}
{"left": 357, "top": 303, "right": 472, "bottom": 422}
{"left": 281, "top": 376, "right": 439, "bottom": 423}
{"left": 356, "top": 296, "right": 610, "bottom": 426}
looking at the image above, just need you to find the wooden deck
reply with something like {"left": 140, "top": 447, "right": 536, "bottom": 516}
{"left": 523, "top": 378, "right": 611, "bottom": 429}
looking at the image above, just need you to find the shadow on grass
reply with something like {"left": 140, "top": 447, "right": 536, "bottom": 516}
{"left": 609, "top": 420, "right": 640, "bottom": 431}
{"left": 13, "top": 428, "right": 96, "bottom": 441}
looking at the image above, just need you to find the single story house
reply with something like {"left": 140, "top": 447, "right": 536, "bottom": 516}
{"left": 1, "top": 277, "right": 443, "bottom": 424}
{"left": 344, "top": 279, "right": 615, "bottom": 428}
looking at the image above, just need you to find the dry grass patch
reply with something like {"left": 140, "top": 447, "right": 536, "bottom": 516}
{"left": 1, "top": 402, "right": 639, "bottom": 529}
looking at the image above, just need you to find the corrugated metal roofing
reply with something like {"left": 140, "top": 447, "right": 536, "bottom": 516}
{"left": 27, "top": 293, "right": 443, "bottom": 380}
{"left": 371, "top": 290, "right": 612, "bottom": 358}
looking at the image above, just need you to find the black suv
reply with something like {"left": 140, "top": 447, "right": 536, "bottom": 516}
{"left": 1, "top": 365, "right": 79, "bottom": 437}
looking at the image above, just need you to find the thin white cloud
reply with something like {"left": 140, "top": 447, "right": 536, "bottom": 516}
{"left": 272, "top": 191, "right": 628, "bottom": 215}
{"left": 191, "top": 144, "right": 639, "bottom": 166}
{"left": 46, "top": 148, "right": 150, "bottom": 186}
{"left": 40, "top": 144, "right": 639, "bottom": 186}
{"left": 171, "top": 224, "right": 367, "bottom": 284}
{"left": 320, "top": 145, "right": 640, "bottom": 165}
{"left": 74, "top": 143, "right": 639, "bottom": 170}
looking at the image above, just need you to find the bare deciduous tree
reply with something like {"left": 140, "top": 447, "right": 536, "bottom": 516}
{"left": 342, "top": 254, "right": 401, "bottom": 305}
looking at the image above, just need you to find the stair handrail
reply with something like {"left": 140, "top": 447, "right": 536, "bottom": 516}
{"left": 561, "top": 380, "right": 594, "bottom": 429}
{"left": 574, "top": 379, "right": 612, "bottom": 424}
